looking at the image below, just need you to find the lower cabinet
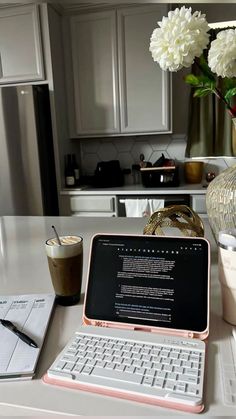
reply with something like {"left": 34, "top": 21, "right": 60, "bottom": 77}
{"left": 60, "top": 193, "right": 207, "bottom": 217}
{"left": 68, "top": 195, "right": 117, "bottom": 217}
{"left": 190, "top": 195, "right": 207, "bottom": 217}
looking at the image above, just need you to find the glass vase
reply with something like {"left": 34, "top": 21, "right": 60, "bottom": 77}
{"left": 206, "top": 118, "right": 236, "bottom": 241}
{"left": 206, "top": 163, "right": 236, "bottom": 241}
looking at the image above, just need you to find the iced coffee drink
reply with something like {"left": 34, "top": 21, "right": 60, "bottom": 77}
{"left": 46, "top": 235, "right": 83, "bottom": 306}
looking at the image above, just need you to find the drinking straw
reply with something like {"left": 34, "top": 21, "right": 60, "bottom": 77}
{"left": 52, "top": 225, "right": 62, "bottom": 245}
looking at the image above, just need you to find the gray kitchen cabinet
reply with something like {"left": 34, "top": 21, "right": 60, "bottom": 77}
{"left": 0, "top": 4, "right": 44, "bottom": 84}
{"left": 67, "top": 4, "right": 171, "bottom": 137}
{"left": 59, "top": 194, "right": 118, "bottom": 216}
{"left": 69, "top": 10, "right": 120, "bottom": 136}
{"left": 117, "top": 5, "right": 171, "bottom": 134}
{"left": 190, "top": 195, "right": 207, "bottom": 217}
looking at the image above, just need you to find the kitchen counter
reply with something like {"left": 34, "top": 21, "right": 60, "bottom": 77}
{"left": 60, "top": 183, "right": 207, "bottom": 196}
{"left": 0, "top": 216, "right": 234, "bottom": 415}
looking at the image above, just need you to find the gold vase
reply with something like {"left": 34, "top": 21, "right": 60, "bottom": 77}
{"left": 206, "top": 119, "right": 236, "bottom": 240}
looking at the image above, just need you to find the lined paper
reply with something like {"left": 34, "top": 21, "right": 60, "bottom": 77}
{"left": 0, "top": 294, "right": 54, "bottom": 378}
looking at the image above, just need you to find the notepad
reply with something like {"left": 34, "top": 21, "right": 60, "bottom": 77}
{"left": 0, "top": 293, "right": 55, "bottom": 380}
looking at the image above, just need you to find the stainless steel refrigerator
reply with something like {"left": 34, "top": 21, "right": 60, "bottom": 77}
{"left": 0, "top": 84, "right": 59, "bottom": 216}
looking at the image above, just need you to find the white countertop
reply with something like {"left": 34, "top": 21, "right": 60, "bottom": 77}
{"left": 0, "top": 216, "right": 233, "bottom": 415}
{"left": 61, "top": 183, "right": 207, "bottom": 196}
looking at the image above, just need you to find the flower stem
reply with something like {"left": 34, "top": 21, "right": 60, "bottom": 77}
{"left": 194, "top": 58, "right": 235, "bottom": 117}
{"left": 213, "top": 87, "right": 235, "bottom": 117}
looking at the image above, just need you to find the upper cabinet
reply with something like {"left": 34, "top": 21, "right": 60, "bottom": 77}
{"left": 70, "top": 10, "right": 120, "bottom": 135}
{"left": 0, "top": 4, "right": 44, "bottom": 84}
{"left": 117, "top": 6, "right": 170, "bottom": 134}
{"left": 66, "top": 5, "right": 171, "bottom": 137}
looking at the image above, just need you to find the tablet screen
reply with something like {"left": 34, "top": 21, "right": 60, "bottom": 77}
{"left": 85, "top": 234, "right": 210, "bottom": 332}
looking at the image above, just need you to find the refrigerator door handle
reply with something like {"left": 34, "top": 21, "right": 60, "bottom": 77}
{"left": 0, "top": 53, "right": 2, "bottom": 77}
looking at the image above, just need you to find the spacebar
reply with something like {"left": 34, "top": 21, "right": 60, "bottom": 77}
{"left": 91, "top": 367, "right": 142, "bottom": 384}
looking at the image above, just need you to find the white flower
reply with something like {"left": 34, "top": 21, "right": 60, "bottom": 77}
{"left": 208, "top": 29, "right": 236, "bottom": 78}
{"left": 149, "top": 6, "right": 210, "bottom": 72}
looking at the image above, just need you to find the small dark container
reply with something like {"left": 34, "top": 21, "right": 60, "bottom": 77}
{"left": 94, "top": 160, "right": 124, "bottom": 188}
{"left": 141, "top": 167, "right": 180, "bottom": 188}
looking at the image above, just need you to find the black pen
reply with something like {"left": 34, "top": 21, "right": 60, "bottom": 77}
{"left": 0, "top": 319, "right": 38, "bottom": 348}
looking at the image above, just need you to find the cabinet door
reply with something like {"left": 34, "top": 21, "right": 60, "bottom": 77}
{"left": 117, "top": 5, "right": 171, "bottom": 134}
{"left": 70, "top": 11, "right": 120, "bottom": 135}
{"left": 0, "top": 5, "right": 44, "bottom": 83}
{"left": 191, "top": 195, "right": 207, "bottom": 214}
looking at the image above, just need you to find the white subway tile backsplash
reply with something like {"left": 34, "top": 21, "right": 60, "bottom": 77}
{"left": 82, "top": 140, "right": 99, "bottom": 153}
{"left": 130, "top": 141, "right": 152, "bottom": 163}
{"left": 82, "top": 153, "right": 100, "bottom": 174}
{"left": 97, "top": 142, "right": 117, "bottom": 161}
{"left": 166, "top": 139, "right": 187, "bottom": 161}
{"left": 114, "top": 138, "right": 134, "bottom": 152}
{"left": 117, "top": 151, "right": 134, "bottom": 169}
{"left": 80, "top": 135, "right": 236, "bottom": 177}
{"left": 148, "top": 135, "right": 171, "bottom": 151}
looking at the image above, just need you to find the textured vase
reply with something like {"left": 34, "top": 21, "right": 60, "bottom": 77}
{"left": 206, "top": 163, "right": 236, "bottom": 240}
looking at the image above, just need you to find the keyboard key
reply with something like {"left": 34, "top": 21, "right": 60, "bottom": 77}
{"left": 179, "top": 354, "right": 189, "bottom": 361}
{"left": 91, "top": 367, "right": 143, "bottom": 384}
{"left": 162, "top": 358, "right": 171, "bottom": 365}
{"left": 81, "top": 366, "right": 93, "bottom": 375}
{"left": 142, "top": 355, "right": 152, "bottom": 362}
{"left": 135, "top": 367, "right": 146, "bottom": 375}
{"left": 180, "top": 375, "right": 199, "bottom": 385}
{"left": 163, "top": 365, "right": 172, "bottom": 373}
{"left": 95, "top": 360, "right": 106, "bottom": 368}
{"left": 73, "top": 364, "right": 83, "bottom": 373}
{"left": 105, "top": 362, "right": 116, "bottom": 370}
{"left": 173, "top": 366, "right": 184, "bottom": 374}
{"left": 115, "top": 364, "right": 125, "bottom": 372}
{"left": 133, "top": 360, "right": 142, "bottom": 368}
{"left": 142, "top": 376, "right": 154, "bottom": 386}
{"left": 181, "top": 361, "right": 192, "bottom": 368}
{"left": 152, "top": 363, "right": 162, "bottom": 371}
{"left": 153, "top": 378, "right": 165, "bottom": 388}
{"left": 184, "top": 368, "right": 199, "bottom": 377}
{"left": 142, "top": 361, "right": 152, "bottom": 368}
{"left": 86, "top": 359, "right": 96, "bottom": 367}
{"left": 166, "top": 372, "right": 177, "bottom": 381}
{"left": 172, "top": 359, "right": 181, "bottom": 367}
{"left": 145, "top": 369, "right": 156, "bottom": 378}
{"left": 55, "top": 361, "right": 66, "bottom": 370}
{"left": 176, "top": 383, "right": 186, "bottom": 393}
{"left": 63, "top": 363, "right": 74, "bottom": 372}
{"left": 165, "top": 381, "right": 175, "bottom": 391}
{"left": 125, "top": 366, "right": 135, "bottom": 374}
{"left": 187, "top": 385, "right": 199, "bottom": 395}
{"left": 62, "top": 355, "right": 77, "bottom": 362}
{"left": 156, "top": 371, "right": 166, "bottom": 379}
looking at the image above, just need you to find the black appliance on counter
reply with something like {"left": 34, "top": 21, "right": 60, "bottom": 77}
{"left": 140, "top": 166, "right": 179, "bottom": 188}
{"left": 93, "top": 160, "right": 124, "bottom": 188}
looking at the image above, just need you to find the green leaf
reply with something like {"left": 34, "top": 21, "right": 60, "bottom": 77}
{"left": 193, "top": 88, "right": 212, "bottom": 98}
{"left": 225, "top": 87, "right": 236, "bottom": 102}
{"left": 223, "top": 78, "right": 236, "bottom": 91}
{"left": 184, "top": 74, "right": 216, "bottom": 90}
{"left": 184, "top": 74, "right": 201, "bottom": 86}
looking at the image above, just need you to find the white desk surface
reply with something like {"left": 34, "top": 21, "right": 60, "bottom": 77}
{"left": 0, "top": 215, "right": 234, "bottom": 416}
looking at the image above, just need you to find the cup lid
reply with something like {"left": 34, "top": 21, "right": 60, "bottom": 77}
{"left": 218, "top": 229, "right": 236, "bottom": 250}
